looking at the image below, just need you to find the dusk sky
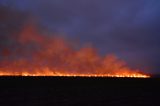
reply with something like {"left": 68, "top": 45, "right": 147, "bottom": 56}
{"left": 0, "top": 0, "right": 160, "bottom": 74}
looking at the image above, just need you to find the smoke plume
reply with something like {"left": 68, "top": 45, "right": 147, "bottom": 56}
{"left": 0, "top": 5, "right": 149, "bottom": 77}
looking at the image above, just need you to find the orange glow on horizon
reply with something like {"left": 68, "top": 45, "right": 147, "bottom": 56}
{"left": 0, "top": 69, "right": 150, "bottom": 78}
{"left": 0, "top": 23, "right": 150, "bottom": 78}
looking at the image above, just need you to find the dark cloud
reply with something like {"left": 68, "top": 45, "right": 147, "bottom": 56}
{"left": 0, "top": 0, "right": 160, "bottom": 73}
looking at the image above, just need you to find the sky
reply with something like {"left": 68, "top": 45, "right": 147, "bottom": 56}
{"left": 0, "top": 0, "right": 160, "bottom": 74}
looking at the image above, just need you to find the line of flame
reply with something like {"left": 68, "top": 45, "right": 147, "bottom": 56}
{"left": 0, "top": 71, "right": 150, "bottom": 78}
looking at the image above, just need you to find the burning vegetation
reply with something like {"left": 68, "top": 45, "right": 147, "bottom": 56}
{"left": 0, "top": 23, "right": 150, "bottom": 78}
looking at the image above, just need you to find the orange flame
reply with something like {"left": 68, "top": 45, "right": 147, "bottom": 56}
{"left": 0, "top": 23, "right": 150, "bottom": 78}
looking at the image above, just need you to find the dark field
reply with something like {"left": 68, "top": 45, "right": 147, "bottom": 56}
{"left": 0, "top": 77, "right": 159, "bottom": 106}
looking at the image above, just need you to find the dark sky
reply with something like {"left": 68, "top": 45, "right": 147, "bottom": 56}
{"left": 0, "top": 0, "right": 160, "bottom": 74}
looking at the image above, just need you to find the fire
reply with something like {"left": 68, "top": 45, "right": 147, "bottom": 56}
{"left": 0, "top": 73, "right": 150, "bottom": 78}
{"left": 0, "top": 23, "right": 150, "bottom": 78}
{"left": 0, "top": 68, "right": 150, "bottom": 78}
{"left": 0, "top": 62, "right": 150, "bottom": 78}
{"left": 0, "top": 72, "right": 150, "bottom": 78}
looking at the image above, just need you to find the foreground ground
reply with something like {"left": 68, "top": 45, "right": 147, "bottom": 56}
{"left": 0, "top": 77, "right": 159, "bottom": 106}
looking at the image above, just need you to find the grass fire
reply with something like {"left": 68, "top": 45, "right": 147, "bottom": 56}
{"left": 0, "top": 23, "right": 150, "bottom": 78}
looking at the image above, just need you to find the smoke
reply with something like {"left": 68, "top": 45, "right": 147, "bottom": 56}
{"left": 0, "top": 17, "right": 148, "bottom": 77}
{"left": 2, "top": 0, "right": 158, "bottom": 73}
{"left": 0, "top": 5, "right": 144, "bottom": 76}
{"left": 0, "top": 22, "right": 122, "bottom": 72}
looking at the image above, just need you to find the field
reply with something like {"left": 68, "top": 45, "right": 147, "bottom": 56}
{"left": 0, "top": 77, "right": 159, "bottom": 106}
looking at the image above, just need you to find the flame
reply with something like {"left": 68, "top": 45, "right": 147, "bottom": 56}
{"left": 0, "top": 71, "right": 150, "bottom": 78}
{"left": 0, "top": 23, "right": 150, "bottom": 78}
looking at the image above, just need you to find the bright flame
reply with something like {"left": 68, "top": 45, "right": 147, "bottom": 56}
{"left": 0, "top": 68, "right": 150, "bottom": 78}
{"left": 0, "top": 71, "right": 150, "bottom": 78}
{"left": 0, "top": 23, "right": 150, "bottom": 78}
